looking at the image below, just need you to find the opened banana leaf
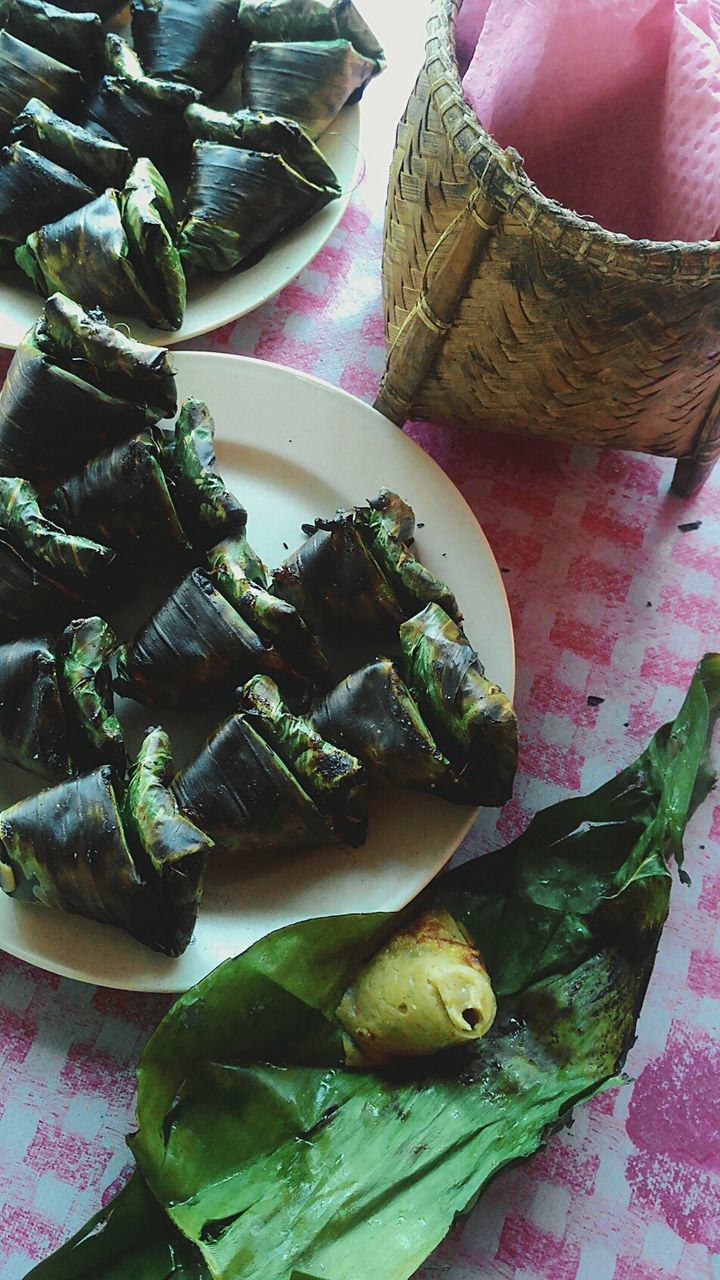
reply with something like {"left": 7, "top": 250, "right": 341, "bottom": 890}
{"left": 353, "top": 490, "right": 462, "bottom": 624}
{"left": 401, "top": 603, "right": 519, "bottom": 807}
{"left": 272, "top": 515, "right": 404, "bottom": 638}
{"left": 6, "top": 0, "right": 104, "bottom": 79}
{"left": 312, "top": 656, "right": 451, "bottom": 791}
{"left": 9, "top": 98, "right": 132, "bottom": 190}
{"left": 173, "top": 710, "right": 334, "bottom": 853}
{"left": 241, "top": 38, "right": 381, "bottom": 139}
{"left": 236, "top": 0, "right": 385, "bottom": 63}
{"left": 115, "top": 567, "right": 295, "bottom": 708}
{"left": 122, "top": 726, "right": 213, "bottom": 957}
{"left": 46, "top": 431, "right": 190, "bottom": 557}
{"left": 210, "top": 531, "right": 331, "bottom": 692}
{"left": 0, "top": 475, "right": 114, "bottom": 590}
{"left": 58, "top": 616, "right": 125, "bottom": 773}
{"left": 0, "top": 635, "right": 73, "bottom": 777}
{"left": 185, "top": 102, "right": 341, "bottom": 194}
{"left": 169, "top": 398, "right": 247, "bottom": 547}
{"left": 0, "top": 141, "right": 93, "bottom": 247}
{"left": 16, "top": 159, "right": 186, "bottom": 330}
{"left": 131, "top": 0, "right": 244, "bottom": 95}
{"left": 178, "top": 139, "right": 338, "bottom": 276}
{"left": 0, "top": 29, "right": 83, "bottom": 139}
{"left": 29, "top": 656, "right": 719, "bottom": 1280}
{"left": 240, "top": 674, "right": 367, "bottom": 846}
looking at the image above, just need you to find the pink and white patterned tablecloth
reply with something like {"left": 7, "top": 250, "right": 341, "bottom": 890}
{"left": 2, "top": 14, "right": 720, "bottom": 1279}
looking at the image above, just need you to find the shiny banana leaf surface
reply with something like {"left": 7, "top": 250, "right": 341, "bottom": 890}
{"left": 178, "top": 141, "right": 336, "bottom": 275}
{"left": 5, "top": 0, "right": 104, "bottom": 79}
{"left": 30, "top": 656, "right": 720, "bottom": 1280}
{"left": 0, "top": 29, "right": 83, "bottom": 138}
{"left": 241, "top": 38, "right": 381, "bottom": 138}
{"left": 240, "top": 674, "right": 367, "bottom": 846}
{"left": 172, "top": 710, "right": 334, "bottom": 853}
{"left": 312, "top": 657, "right": 451, "bottom": 791}
{"left": 170, "top": 397, "right": 247, "bottom": 548}
{"left": 0, "top": 475, "right": 114, "bottom": 590}
{"left": 0, "top": 141, "right": 93, "bottom": 246}
{"left": 55, "top": 0, "right": 127, "bottom": 17}
{"left": 185, "top": 103, "right": 341, "bottom": 197}
{"left": 46, "top": 432, "right": 190, "bottom": 557}
{"left": 9, "top": 97, "right": 133, "bottom": 190}
{"left": 401, "top": 603, "right": 519, "bottom": 807}
{"left": 236, "top": 0, "right": 385, "bottom": 63}
{"left": 131, "top": 0, "right": 245, "bottom": 95}
{"left": 0, "top": 533, "right": 82, "bottom": 637}
{"left": 59, "top": 616, "right": 125, "bottom": 773}
{"left": 0, "top": 634, "right": 73, "bottom": 777}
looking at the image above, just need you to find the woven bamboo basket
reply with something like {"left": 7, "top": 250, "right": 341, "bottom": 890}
{"left": 375, "top": 0, "right": 720, "bottom": 496}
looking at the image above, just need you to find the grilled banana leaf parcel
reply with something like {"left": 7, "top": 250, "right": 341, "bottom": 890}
{"left": 0, "top": 141, "right": 93, "bottom": 247}
{"left": 179, "top": 140, "right": 338, "bottom": 275}
{"left": 131, "top": 0, "right": 244, "bottom": 95}
{"left": 0, "top": 30, "right": 83, "bottom": 139}
{"left": 9, "top": 98, "right": 132, "bottom": 190}
{"left": 185, "top": 102, "right": 341, "bottom": 195}
{"left": 236, "top": 0, "right": 385, "bottom": 61}
{"left": 115, "top": 567, "right": 295, "bottom": 708}
{"left": 241, "top": 38, "right": 381, "bottom": 138}
{"left": 312, "top": 656, "right": 452, "bottom": 791}
{"left": 16, "top": 159, "right": 186, "bottom": 330}
{"left": 59, "top": 616, "right": 125, "bottom": 772}
{"left": 5, "top": 0, "right": 104, "bottom": 79}
{"left": 240, "top": 674, "right": 367, "bottom": 846}
{"left": 122, "top": 726, "right": 213, "bottom": 957}
{"left": 29, "top": 657, "right": 719, "bottom": 1280}
{"left": 401, "top": 603, "right": 519, "bottom": 807}
{"left": 354, "top": 489, "right": 462, "bottom": 623}
{"left": 172, "top": 710, "right": 334, "bottom": 853}
{"left": 169, "top": 397, "right": 247, "bottom": 547}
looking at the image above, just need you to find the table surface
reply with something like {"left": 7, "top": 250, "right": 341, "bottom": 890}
{"left": 1, "top": 5, "right": 720, "bottom": 1279}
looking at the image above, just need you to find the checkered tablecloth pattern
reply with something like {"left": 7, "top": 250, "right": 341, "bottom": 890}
{"left": 1, "top": 177, "right": 720, "bottom": 1280}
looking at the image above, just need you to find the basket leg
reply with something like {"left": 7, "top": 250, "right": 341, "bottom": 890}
{"left": 671, "top": 389, "right": 720, "bottom": 497}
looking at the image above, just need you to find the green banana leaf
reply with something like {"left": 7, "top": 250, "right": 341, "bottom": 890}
{"left": 17, "top": 160, "right": 187, "bottom": 331}
{"left": 122, "top": 726, "right": 213, "bottom": 957}
{"left": 236, "top": 0, "right": 385, "bottom": 64}
{"left": 185, "top": 103, "right": 341, "bottom": 198}
{"left": 28, "top": 655, "right": 720, "bottom": 1280}
{"left": 401, "top": 603, "right": 519, "bottom": 807}
{"left": 178, "top": 140, "right": 338, "bottom": 276}
{"left": 353, "top": 490, "right": 462, "bottom": 624}
{"left": 131, "top": 0, "right": 244, "bottom": 95}
{"left": 272, "top": 517, "right": 404, "bottom": 638}
{"left": 0, "top": 474, "right": 114, "bottom": 590}
{"left": 0, "top": 141, "right": 93, "bottom": 246}
{"left": 210, "top": 531, "right": 331, "bottom": 693}
{"left": 241, "top": 38, "right": 381, "bottom": 139}
{"left": 46, "top": 431, "right": 191, "bottom": 558}
{"left": 9, "top": 97, "right": 132, "bottom": 190}
{"left": 169, "top": 397, "right": 247, "bottom": 548}
{"left": 5, "top": 0, "right": 104, "bottom": 79}
{"left": 58, "top": 616, "right": 125, "bottom": 773}
{"left": 172, "top": 710, "right": 335, "bottom": 853}
{"left": 311, "top": 656, "right": 452, "bottom": 791}
{"left": 240, "top": 674, "right": 367, "bottom": 846}
{"left": 0, "top": 29, "right": 83, "bottom": 139}
{"left": 0, "top": 634, "right": 74, "bottom": 777}
{"left": 115, "top": 567, "right": 295, "bottom": 708}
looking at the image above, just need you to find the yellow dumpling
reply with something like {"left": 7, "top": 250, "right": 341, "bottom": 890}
{"left": 336, "top": 907, "right": 496, "bottom": 1065}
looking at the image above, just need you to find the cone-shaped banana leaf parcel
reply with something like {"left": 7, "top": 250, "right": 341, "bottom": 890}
{"left": 27, "top": 655, "right": 720, "bottom": 1280}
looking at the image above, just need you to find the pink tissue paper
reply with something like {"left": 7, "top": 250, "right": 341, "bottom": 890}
{"left": 458, "top": 0, "right": 720, "bottom": 243}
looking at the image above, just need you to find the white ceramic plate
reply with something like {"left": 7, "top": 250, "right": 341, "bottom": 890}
{"left": 0, "top": 352, "right": 515, "bottom": 992}
{"left": 0, "top": 103, "right": 360, "bottom": 350}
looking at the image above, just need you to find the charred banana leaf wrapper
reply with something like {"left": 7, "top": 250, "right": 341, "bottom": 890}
{"left": 353, "top": 489, "right": 462, "bottom": 623}
{"left": 169, "top": 397, "right": 247, "bottom": 548}
{"left": 46, "top": 431, "right": 191, "bottom": 558}
{"left": 185, "top": 103, "right": 341, "bottom": 193}
{"left": 5, "top": 0, "right": 104, "bottom": 80}
{"left": 115, "top": 567, "right": 295, "bottom": 708}
{"left": 131, "top": 0, "right": 245, "bottom": 96}
{"left": 58, "top": 616, "right": 125, "bottom": 773}
{"left": 240, "top": 673, "right": 367, "bottom": 846}
{"left": 401, "top": 603, "right": 519, "bottom": 807}
{"left": 9, "top": 98, "right": 133, "bottom": 191}
{"left": 236, "top": 0, "right": 386, "bottom": 63}
{"left": 0, "top": 29, "right": 83, "bottom": 139}
{"left": 0, "top": 141, "right": 93, "bottom": 247}
{"left": 122, "top": 726, "right": 213, "bottom": 956}
{"left": 173, "top": 710, "right": 335, "bottom": 853}
{"left": 312, "top": 656, "right": 451, "bottom": 792}
{"left": 241, "top": 38, "right": 381, "bottom": 139}
{"left": 54, "top": 0, "right": 127, "bottom": 17}
{"left": 209, "top": 530, "right": 331, "bottom": 691}
{"left": 16, "top": 158, "right": 187, "bottom": 331}
{"left": 32, "top": 658, "right": 718, "bottom": 1280}
{"left": 84, "top": 34, "right": 201, "bottom": 174}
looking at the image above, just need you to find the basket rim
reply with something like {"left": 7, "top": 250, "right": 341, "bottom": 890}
{"left": 426, "top": 0, "right": 720, "bottom": 282}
